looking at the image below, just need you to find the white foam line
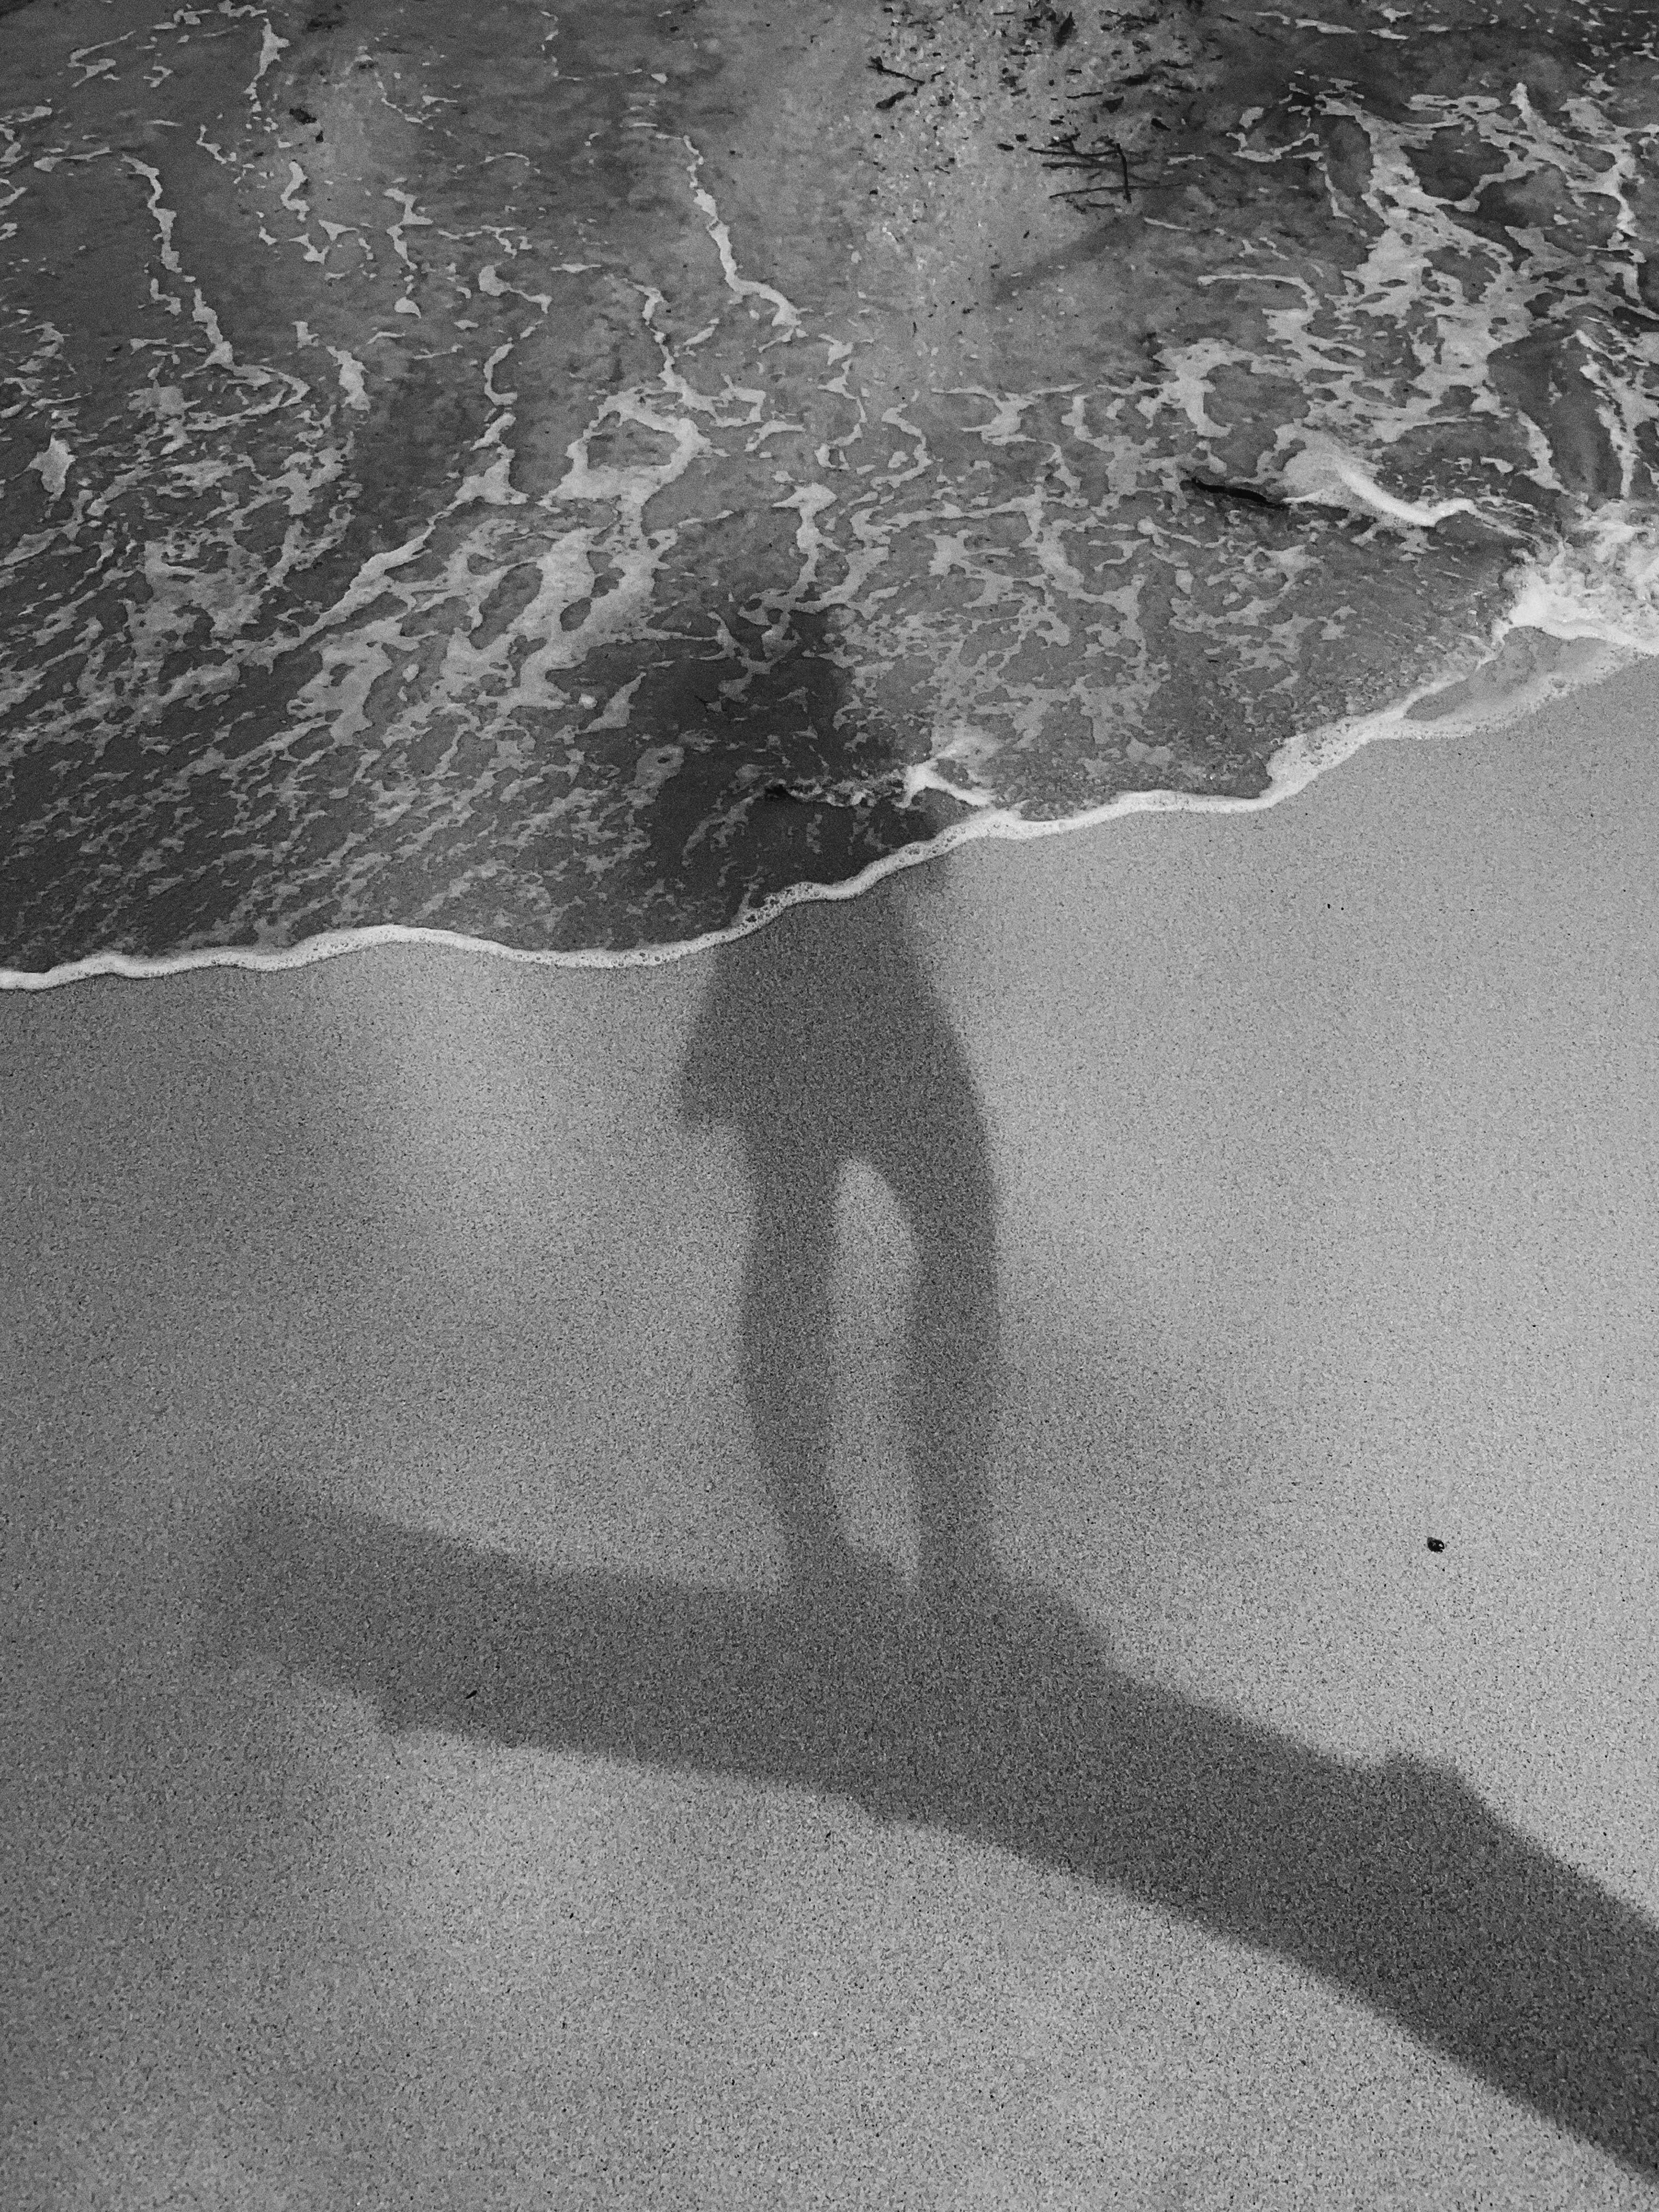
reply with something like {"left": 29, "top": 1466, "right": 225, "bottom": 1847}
{"left": 328, "top": 346, "right": 370, "bottom": 411}
{"left": 1283, "top": 450, "right": 1481, "bottom": 528}
{"left": 6, "top": 630, "right": 1651, "bottom": 994}
{"left": 125, "top": 156, "right": 181, "bottom": 272}
{"left": 681, "top": 136, "right": 801, "bottom": 332}
{"left": 245, "top": 16, "right": 289, "bottom": 108}
{"left": 26, "top": 435, "right": 73, "bottom": 499}
{"left": 383, "top": 184, "right": 433, "bottom": 268}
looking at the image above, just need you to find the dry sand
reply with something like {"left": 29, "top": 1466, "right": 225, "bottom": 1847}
{"left": 4, "top": 661, "right": 1658, "bottom": 2208}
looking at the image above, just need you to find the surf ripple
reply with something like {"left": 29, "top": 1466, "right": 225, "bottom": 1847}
{"left": 2, "top": 0, "right": 1657, "bottom": 977}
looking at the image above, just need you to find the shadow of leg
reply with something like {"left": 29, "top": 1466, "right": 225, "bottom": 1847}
{"left": 897, "top": 1182, "right": 1000, "bottom": 1614}
{"left": 741, "top": 1160, "right": 860, "bottom": 1609}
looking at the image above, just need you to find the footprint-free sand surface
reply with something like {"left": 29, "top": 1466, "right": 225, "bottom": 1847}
{"left": 5, "top": 661, "right": 1657, "bottom": 2207}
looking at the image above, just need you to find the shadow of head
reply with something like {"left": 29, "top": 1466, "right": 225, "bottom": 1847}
{"left": 576, "top": 597, "right": 948, "bottom": 943}
{"left": 203, "top": 1479, "right": 1659, "bottom": 2184}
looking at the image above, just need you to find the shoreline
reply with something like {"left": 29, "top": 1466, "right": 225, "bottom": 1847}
{"left": 1, "top": 622, "right": 1642, "bottom": 992}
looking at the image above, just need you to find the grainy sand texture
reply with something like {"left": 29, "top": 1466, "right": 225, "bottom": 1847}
{"left": 5, "top": 662, "right": 1658, "bottom": 2208}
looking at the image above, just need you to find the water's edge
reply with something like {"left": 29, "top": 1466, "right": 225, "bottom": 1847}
{"left": 4, "top": 618, "right": 1640, "bottom": 992}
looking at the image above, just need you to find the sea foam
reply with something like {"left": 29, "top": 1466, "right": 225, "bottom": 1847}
{"left": 2, "top": 0, "right": 1657, "bottom": 984}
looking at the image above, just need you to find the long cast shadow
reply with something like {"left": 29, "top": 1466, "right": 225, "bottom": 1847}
{"left": 203, "top": 879, "right": 1657, "bottom": 2179}
{"left": 204, "top": 1484, "right": 1659, "bottom": 2180}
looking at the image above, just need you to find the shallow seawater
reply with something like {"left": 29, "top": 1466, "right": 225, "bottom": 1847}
{"left": 2, "top": 0, "right": 1657, "bottom": 975}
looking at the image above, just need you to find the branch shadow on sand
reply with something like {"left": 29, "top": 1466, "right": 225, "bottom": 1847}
{"left": 201, "top": 884, "right": 1657, "bottom": 2181}
{"left": 204, "top": 1492, "right": 1658, "bottom": 2179}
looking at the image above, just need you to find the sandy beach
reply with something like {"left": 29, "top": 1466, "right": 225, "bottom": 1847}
{"left": 5, "top": 659, "right": 1658, "bottom": 2207}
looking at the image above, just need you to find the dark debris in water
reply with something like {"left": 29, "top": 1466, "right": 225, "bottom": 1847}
{"left": 1183, "top": 474, "right": 1292, "bottom": 513}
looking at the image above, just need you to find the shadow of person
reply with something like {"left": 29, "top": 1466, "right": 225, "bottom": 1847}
{"left": 676, "top": 851, "right": 999, "bottom": 1617}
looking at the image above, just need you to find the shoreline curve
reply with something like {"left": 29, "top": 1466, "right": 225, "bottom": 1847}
{"left": 1, "top": 622, "right": 1643, "bottom": 995}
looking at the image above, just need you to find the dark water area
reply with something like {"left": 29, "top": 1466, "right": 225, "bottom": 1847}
{"left": 3, "top": 0, "right": 1658, "bottom": 973}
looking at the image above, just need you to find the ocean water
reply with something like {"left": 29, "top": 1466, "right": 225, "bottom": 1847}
{"left": 2, "top": 0, "right": 1657, "bottom": 980}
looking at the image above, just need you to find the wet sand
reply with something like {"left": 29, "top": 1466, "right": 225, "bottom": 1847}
{"left": 4, "top": 661, "right": 1658, "bottom": 2208}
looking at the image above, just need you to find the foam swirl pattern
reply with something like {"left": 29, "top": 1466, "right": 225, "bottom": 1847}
{"left": 2, "top": 0, "right": 1657, "bottom": 974}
